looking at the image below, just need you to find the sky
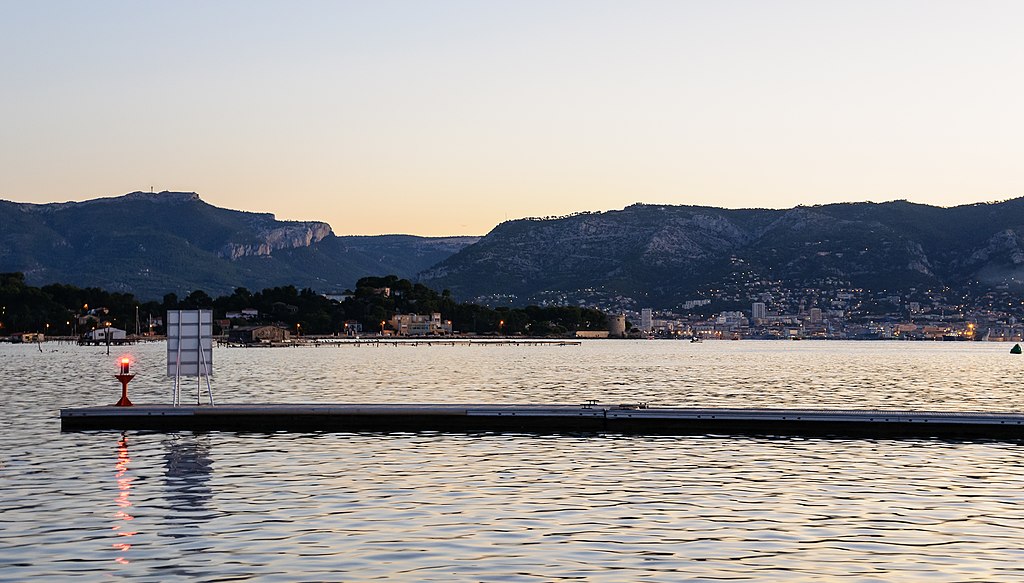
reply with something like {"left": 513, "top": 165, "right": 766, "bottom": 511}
{"left": 3, "top": 1, "right": 1024, "bottom": 236}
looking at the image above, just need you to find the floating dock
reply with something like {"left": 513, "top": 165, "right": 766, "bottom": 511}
{"left": 59, "top": 403, "right": 1024, "bottom": 439}
{"left": 217, "top": 339, "right": 582, "bottom": 348}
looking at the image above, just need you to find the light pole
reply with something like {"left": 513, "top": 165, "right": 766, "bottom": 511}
{"left": 380, "top": 320, "right": 386, "bottom": 336}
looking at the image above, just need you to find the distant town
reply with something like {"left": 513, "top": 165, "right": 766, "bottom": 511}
{"left": 599, "top": 290, "right": 1019, "bottom": 341}
{"left": 479, "top": 274, "right": 1024, "bottom": 341}
{"left": 4, "top": 270, "right": 1024, "bottom": 343}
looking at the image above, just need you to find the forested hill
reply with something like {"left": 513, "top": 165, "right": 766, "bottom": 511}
{"left": 0, "top": 191, "right": 477, "bottom": 298}
{"left": 419, "top": 198, "right": 1024, "bottom": 307}
{"left": 0, "top": 272, "right": 606, "bottom": 337}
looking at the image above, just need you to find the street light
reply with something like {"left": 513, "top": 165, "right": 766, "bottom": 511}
{"left": 380, "top": 320, "right": 386, "bottom": 335}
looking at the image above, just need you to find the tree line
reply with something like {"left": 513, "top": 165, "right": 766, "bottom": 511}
{"left": 0, "top": 272, "right": 608, "bottom": 337}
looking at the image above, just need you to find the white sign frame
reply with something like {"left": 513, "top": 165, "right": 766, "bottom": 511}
{"left": 166, "top": 309, "right": 215, "bottom": 405}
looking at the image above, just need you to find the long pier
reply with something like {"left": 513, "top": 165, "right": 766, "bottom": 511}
{"left": 217, "top": 339, "right": 582, "bottom": 348}
{"left": 59, "top": 403, "right": 1024, "bottom": 439}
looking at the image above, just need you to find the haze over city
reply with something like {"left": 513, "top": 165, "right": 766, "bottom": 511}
{"left": 3, "top": 1, "right": 1023, "bottom": 236}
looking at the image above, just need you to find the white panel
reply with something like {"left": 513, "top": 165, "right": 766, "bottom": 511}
{"left": 168, "top": 338, "right": 202, "bottom": 351}
{"left": 167, "top": 309, "right": 214, "bottom": 377}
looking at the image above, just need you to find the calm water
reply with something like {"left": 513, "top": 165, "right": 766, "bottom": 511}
{"left": 2, "top": 340, "right": 1024, "bottom": 581}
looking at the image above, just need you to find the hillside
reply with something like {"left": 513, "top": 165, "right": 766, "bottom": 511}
{"left": 0, "top": 191, "right": 477, "bottom": 298}
{"left": 419, "top": 199, "right": 1024, "bottom": 307}
{"left": 8, "top": 191, "right": 1024, "bottom": 308}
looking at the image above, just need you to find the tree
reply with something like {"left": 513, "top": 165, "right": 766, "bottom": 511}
{"left": 181, "top": 290, "right": 214, "bottom": 309}
{"left": 162, "top": 293, "right": 179, "bottom": 311}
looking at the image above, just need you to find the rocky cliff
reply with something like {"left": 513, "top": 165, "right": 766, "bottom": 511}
{"left": 220, "top": 222, "right": 333, "bottom": 259}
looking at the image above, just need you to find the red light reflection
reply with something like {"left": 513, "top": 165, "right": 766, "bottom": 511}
{"left": 112, "top": 434, "right": 137, "bottom": 564}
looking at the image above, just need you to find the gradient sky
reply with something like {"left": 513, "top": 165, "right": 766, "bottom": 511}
{"left": 3, "top": 1, "right": 1024, "bottom": 236}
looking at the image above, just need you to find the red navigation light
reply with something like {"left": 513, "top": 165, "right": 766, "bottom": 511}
{"left": 114, "top": 357, "right": 134, "bottom": 407}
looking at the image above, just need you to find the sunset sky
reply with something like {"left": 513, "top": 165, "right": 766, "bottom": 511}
{"left": 3, "top": 1, "right": 1023, "bottom": 236}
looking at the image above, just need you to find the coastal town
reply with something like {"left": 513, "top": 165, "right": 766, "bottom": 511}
{"left": 602, "top": 284, "right": 1024, "bottom": 341}
{"left": 512, "top": 273, "right": 1024, "bottom": 341}
{"left": 9, "top": 288, "right": 1021, "bottom": 344}
{"left": 4, "top": 267, "right": 1024, "bottom": 343}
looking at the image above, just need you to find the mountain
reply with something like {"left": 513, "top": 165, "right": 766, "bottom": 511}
{"left": 9, "top": 191, "right": 1024, "bottom": 308}
{"left": 0, "top": 191, "right": 478, "bottom": 298}
{"left": 419, "top": 199, "right": 1024, "bottom": 307}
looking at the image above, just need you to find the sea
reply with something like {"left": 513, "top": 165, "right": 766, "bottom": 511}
{"left": 2, "top": 339, "right": 1024, "bottom": 581}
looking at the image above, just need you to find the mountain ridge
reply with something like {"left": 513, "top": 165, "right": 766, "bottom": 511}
{"left": 7, "top": 191, "right": 1024, "bottom": 309}
{"left": 419, "top": 198, "right": 1024, "bottom": 308}
{"left": 0, "top": 191, "right": 478, "bottom": 298}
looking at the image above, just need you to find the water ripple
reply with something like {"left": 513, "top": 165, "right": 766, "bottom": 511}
{"left": 4, "top": 341, "right": 1024, "bottom": 580}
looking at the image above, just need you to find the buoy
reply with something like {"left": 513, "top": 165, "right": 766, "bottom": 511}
{"left": 1012, "top": 344, "right": 1022, "bottom": 354}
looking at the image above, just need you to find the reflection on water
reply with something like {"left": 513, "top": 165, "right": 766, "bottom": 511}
{"left": 4, "top": 340, "right": 1024, "bottom": 580}
{"left": 163, "top": 435, "right": 213, "bottom": 514}
{"left": 112, "top": 434, "right": 136, "bottom": 565}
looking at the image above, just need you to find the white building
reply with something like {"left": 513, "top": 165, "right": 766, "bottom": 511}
{"left": 716, "top": 311, "right": 747, "bottom": 326}
{"left": 389, "top": 313, "right": 452, "bottom": 336}
{"left": 751, "top": 302, "right": 767, "bottom": 320}
{"left": 86, "top": 327, "right": 127, "bottom": 341}
{"left": 681, "top": 299, "right": 712, "bottom": 310}
{"left": 641, "top": 308, "right": 653, "bottom": 332}
{"left": 808, "top": 308, "right": 823, "bottom": 323}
